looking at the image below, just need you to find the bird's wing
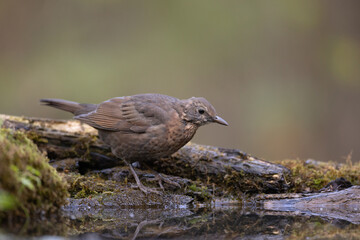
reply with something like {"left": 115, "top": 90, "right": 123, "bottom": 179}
{"left": 74, "top": 97, "right": 169, "bottom": 133}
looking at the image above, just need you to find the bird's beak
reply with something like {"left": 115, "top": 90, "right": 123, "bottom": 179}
{"left": 213, "top": 116, "right": 228, "bottom": 126}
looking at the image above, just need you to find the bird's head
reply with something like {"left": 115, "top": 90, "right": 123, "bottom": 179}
{"left": 180, "top": 97, "right": 228, "bottom": 127}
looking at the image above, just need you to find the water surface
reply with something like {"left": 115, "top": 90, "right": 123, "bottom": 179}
{"left": 2, "top": 205, "right": 360, "bottom": 240}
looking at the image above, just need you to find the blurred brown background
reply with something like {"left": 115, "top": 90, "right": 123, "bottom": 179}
{"left": 1, "top": 0, "right": 359, "bottom": 162}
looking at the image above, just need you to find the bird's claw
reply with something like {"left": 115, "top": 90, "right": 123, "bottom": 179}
{"left": 137, "top": 182, "right": 162, "bottom": 195}
{"left": 155, "top": 173, "right": 181, "bottom": 189}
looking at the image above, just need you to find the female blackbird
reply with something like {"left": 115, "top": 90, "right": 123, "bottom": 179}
{"left": 41, "top": 94, "right": 228, "bottom": 194}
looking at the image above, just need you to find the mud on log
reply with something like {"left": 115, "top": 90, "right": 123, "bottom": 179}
{"left": 0, "top": 114, "right": 291, "bottom": 194}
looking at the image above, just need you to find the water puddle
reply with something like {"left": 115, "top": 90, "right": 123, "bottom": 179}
{"left": 2, "top": 204, "right": 360, "bottom": 240}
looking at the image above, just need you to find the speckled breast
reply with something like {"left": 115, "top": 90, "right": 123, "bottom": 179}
{"left": 98, "top": 117, "right": 198, "bottom": 162}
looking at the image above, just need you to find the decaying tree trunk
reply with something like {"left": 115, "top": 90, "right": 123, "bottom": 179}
{"left": 0, "top": 114, "right": 291, "bottom": 194}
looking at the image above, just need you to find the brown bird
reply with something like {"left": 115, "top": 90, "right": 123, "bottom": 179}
{"left": 41, "top": 94, "right": 228, "bottom": 194}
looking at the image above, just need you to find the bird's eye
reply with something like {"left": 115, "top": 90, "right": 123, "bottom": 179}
{"left": 198, "top": 109, "right": 205, "bottom": 114}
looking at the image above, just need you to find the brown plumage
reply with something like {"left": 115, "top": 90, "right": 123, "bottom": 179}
{"left": 41, "top": 93, "right": 228, "bottom": 194}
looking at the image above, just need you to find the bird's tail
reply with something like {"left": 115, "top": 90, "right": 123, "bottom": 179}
{"left": 40, "top": 99, "right": 97, "bottom": 116}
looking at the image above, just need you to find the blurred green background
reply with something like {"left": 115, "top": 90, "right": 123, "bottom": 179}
{"left": 1, "top": 0, "right": 359, "bottom": 162}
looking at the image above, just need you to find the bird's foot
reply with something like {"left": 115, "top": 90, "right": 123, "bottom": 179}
{"left": 136, "top": 181, "right": 162, "bottom": 195}
{"left": 146, "top": 173, "right": 181, "bottom": 191}
{"left": 154, "top": 173, "right": 181, "bottom": 190}
{"left": 124, "top": 159, "right": 162, "bottom": 195}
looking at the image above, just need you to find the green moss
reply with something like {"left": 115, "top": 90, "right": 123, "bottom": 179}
{"left": 0, "top": 128, "right": 69, "bottom": 219}
{"left": 0, "top": 191, "right": 17, "bottom": 211}
{"left": 220, "top": 167, "right": 265, "bottom": 196}
{"left": 64, "top": 173, "right": 122, "bottom": 198}
{"left": 275, "top": 158, "right": 360, "bottom": 192}
{"left": 188, "top": 184, "right": 200, "bottom": 192}
{"left": 74, "top": 188, "right": 97, "bottom": 199}
{"left": 187, "top": 184, "right": 211, "bottom": 201}
{"left": 26, "top": 131, "right": 48, "bottom": 144}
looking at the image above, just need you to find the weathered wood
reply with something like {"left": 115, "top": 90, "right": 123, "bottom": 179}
{"left": 0, "top": 114, "right": 291, "bottom": 194}
{"left": 257, "top": 186, "right": 360, "bottom": 224}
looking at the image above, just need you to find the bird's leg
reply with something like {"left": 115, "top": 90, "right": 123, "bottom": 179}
{"left": 123, "top": 159, "right": 161, "bottom": 195}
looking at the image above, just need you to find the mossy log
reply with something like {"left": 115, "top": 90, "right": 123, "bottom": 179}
{"left": 0, "top": 114, "right": 291, "bottom": 194}
{"left": 0, "top": 127, "right": 68, "bottom": 219}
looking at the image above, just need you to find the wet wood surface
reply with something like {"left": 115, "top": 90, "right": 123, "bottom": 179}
{"left": 256, "top": 186, "right": 360, "bottom": 224}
